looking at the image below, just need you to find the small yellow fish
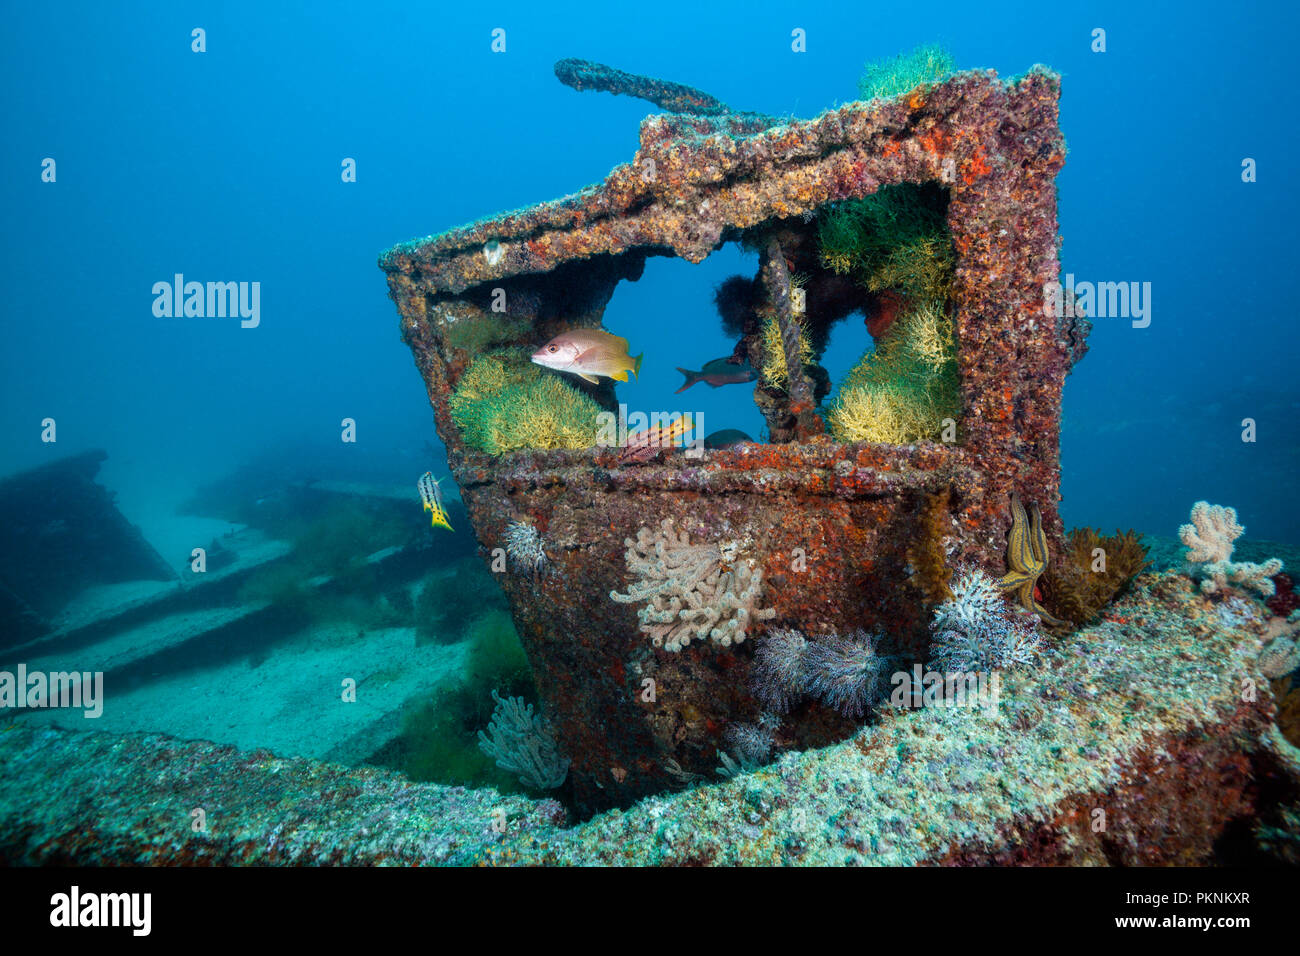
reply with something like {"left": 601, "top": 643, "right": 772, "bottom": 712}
{"left": 418, "top": 471, "right": 454, "bottom": 532}
{"left": 531, "top": 328, "right": 643, "bottom": 384}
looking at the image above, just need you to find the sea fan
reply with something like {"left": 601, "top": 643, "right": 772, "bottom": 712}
{"left": 750, "top": 628, "right": 809, "bottom": 712}
{"left": 503, "top": 520, "right": 547, "bottom": 574}
{"left": 929, "top": 618, "right": 1043, "bottom": 672}
{"left": 802, "top": 630, "right": 888, "bottom": 717}
{"left": 477, "top": 689, "right": 569, "bottom": 790}
{"left": 929, "top": 571, "right": 1044, "bottom": 673}
{"left": 931, "top": 566, "right": 1004, "bottom": 636}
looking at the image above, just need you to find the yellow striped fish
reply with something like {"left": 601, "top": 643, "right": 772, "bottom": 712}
{"left": 418, "top": 471, "right": 454, "bottom": 532}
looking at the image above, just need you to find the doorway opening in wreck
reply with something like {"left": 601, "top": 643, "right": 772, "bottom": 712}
{"left": 593, "top": 179, "right": 959, "bottom": 452}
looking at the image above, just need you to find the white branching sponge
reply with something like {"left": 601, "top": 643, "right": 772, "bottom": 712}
{"left": 1179, "top": 501, "right": 1282, "bottom": 597}
{"left": 609, "top": 517, "right": 776, "bottom": 652}
{"left": 477, "top": 689, "right": 569, "bottom": 790}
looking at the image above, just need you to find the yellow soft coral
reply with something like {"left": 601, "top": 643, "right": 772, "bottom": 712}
{"left": 864, "top": 235, "right": 954, "bottom": 302}
{"left": 450, "top": 349, "right": 602, "bottom": 454}
{"left": 816, "top": 182, "right": 954, "bottom": 303}
{"left": 827, "top": 299, "right": 959, "bottom": 444}
{"left": 895, "top": 296, "right": 954, "bottom": 372}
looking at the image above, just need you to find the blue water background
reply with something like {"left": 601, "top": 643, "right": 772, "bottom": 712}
{"left": 1, "top": 0, "right": 1296, "bottom": 543}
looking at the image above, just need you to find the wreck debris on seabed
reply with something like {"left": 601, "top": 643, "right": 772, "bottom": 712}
{"left": 1, "top": 570, "right": 1297, "bottom": 864}
{"left": 373, "top": 56, "right": 1300, "bottom": 862}
{"left": 0, "top": 450, "right": 178, "bottom": 645}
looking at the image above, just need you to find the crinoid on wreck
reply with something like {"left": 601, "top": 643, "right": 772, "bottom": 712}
{"left": 381, "top": 57, "right": 1087, "bottom": 812}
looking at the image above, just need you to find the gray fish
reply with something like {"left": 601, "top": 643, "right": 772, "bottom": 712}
{"left": 675, "top": 357, "right": 757, "bottom": 393}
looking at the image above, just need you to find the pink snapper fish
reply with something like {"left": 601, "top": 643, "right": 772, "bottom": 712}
{"left": 531, "top": 328, "right": 643, "bottom": 384}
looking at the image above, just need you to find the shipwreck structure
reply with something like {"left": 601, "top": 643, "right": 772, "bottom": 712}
{"left": 0, "top": 450, "right": 177, "bottom": 645}
{"left": 381, "top": 64, "right": 1087, "bottom": 811}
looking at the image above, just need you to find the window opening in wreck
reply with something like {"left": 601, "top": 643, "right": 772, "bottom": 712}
{"left": 596, "top": 246, "right": 767, "bottom": 448}
{"left": 441, "top": 180, "right": 958, "bottom": 459}
{"left": 738, "top": 179, "right": 960, "bottom": 448}
{"left": 818, "top": 290, "right": 875, "bottom": 395}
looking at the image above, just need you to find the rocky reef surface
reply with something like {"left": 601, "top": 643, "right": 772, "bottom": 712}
{"left": 2, "top": 574, "right": 1294, "bottom": 865}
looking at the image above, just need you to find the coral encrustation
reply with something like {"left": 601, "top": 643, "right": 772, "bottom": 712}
{"left": 609, "top": 518, "right": 775, "bottom": 651}
{"left": 1180, "top": 501, "right": 1283, "bottom": 597}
